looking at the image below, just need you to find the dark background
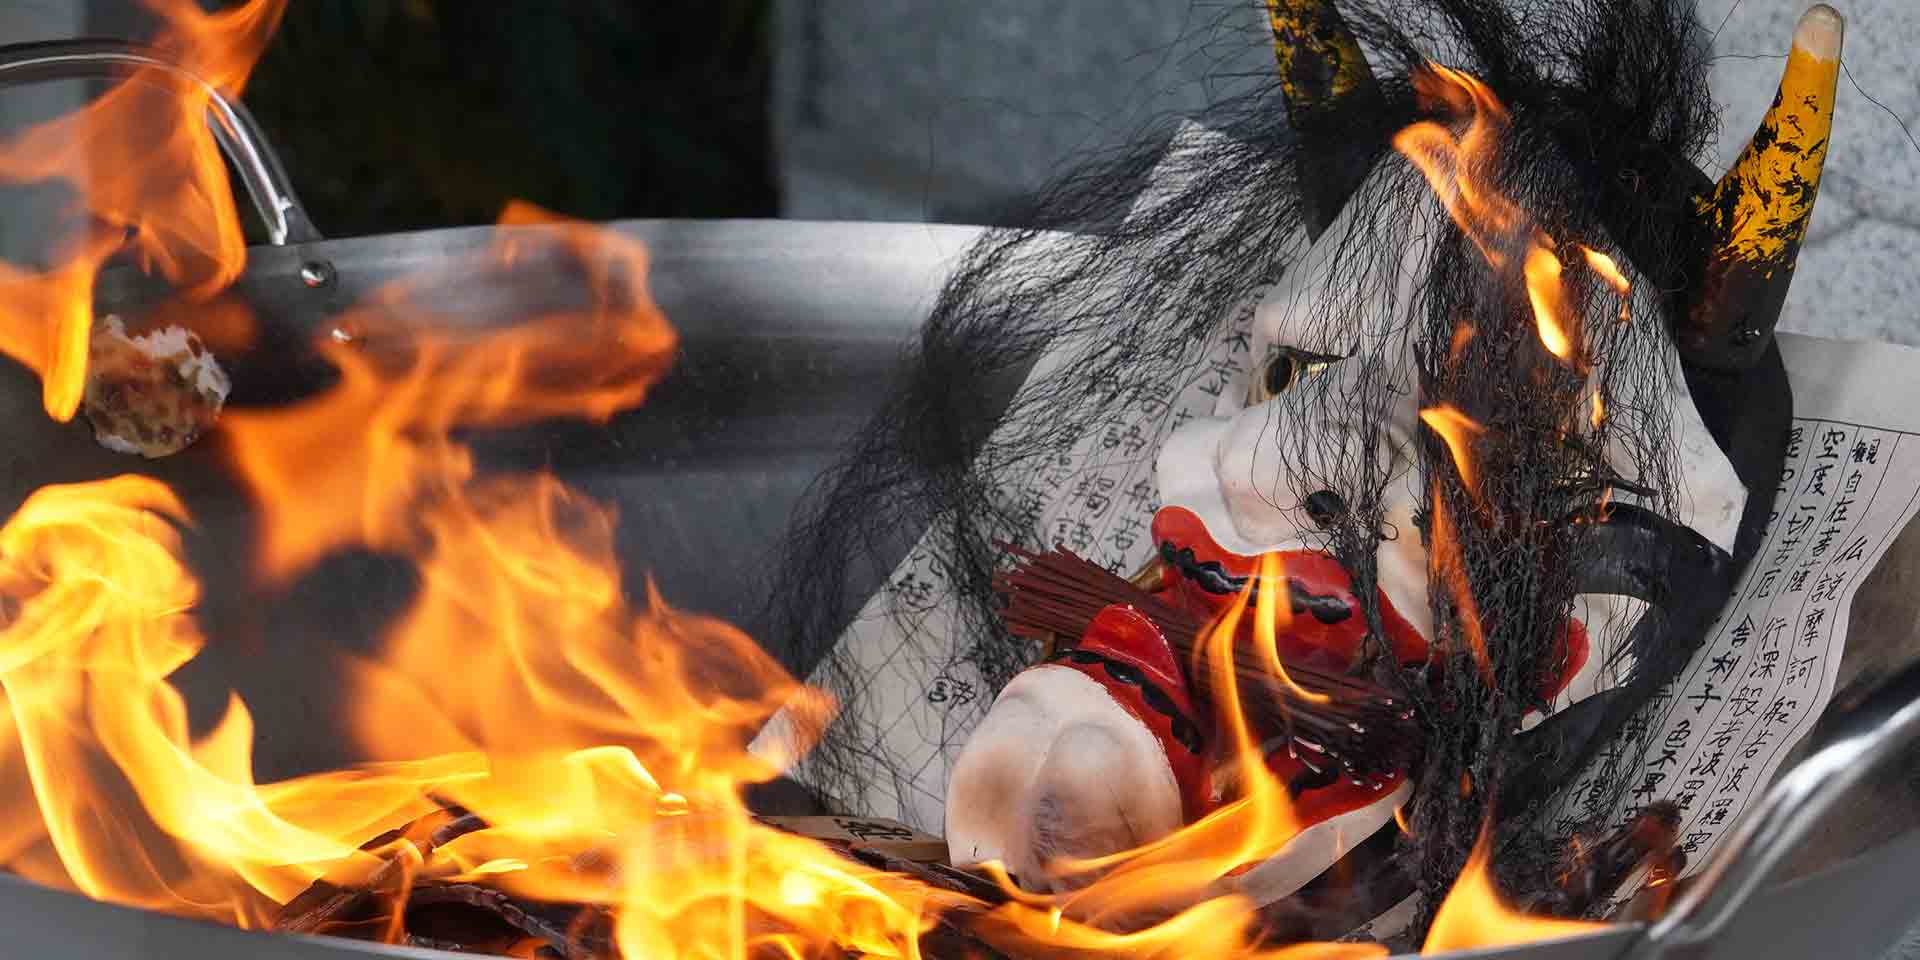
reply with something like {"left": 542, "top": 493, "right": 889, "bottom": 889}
{"left": 234, "top": 1, "right": 778, "bottom": 236}
{"left": 75, "top": 1, "right": 1257, "bottom": 236}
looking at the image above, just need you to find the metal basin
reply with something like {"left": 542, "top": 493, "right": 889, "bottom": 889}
{"left": 0, "top": 216, "right": 1902, "bottom": 960}
{"left": 0, "top": 37, "right": 1913, "bottom": 960}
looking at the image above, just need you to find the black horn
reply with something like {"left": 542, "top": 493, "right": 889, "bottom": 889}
{"left": 1566, "top": 503, "right": 1734, "bottom": 607}
{"left": 1503, "top": 505, "right": 1737, "bottom": 818}
{"left": 1266, "top": 0, "right": 1382, "bottom": 237}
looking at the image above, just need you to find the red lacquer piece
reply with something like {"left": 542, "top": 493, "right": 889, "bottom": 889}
{"left": 1059, "top": 604, "right": 1213, "bottom": 820}
{"left": 1148, "top": 505, "right": 1429, "bottom": 669}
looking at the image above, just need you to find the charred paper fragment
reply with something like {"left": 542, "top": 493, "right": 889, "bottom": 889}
{"left": 400, "top": 881, "right": 612, "bottom": 960}
{"left": 1512, "top": 800, "right": 1685, "bottom": 919}
{"left": 1253, "top": 826, "right": 1418, "bottom": 945}
{"left": 753, "top": 814, "right": 950, "bottom": 863}
{"left": 80, "top": 315, "right": 230, "bottom": 458}
{"left": 275, "top": 802, "right": 984, "bottom": 958}
{"left": 276, "top": 803, "right": 617, "bottom": 958}
{"left": 839, "top": 843, "right": 1015, "bottom": 960}
{"left": 1613, "top": 865, "right": 1690, "bottom": 925}
{"left": 274, "top": 804, "right": 488, "bottom": 936}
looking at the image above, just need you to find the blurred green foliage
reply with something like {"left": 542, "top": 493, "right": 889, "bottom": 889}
{"left": 242, "top": 0, "right": 775, "bottom": 237}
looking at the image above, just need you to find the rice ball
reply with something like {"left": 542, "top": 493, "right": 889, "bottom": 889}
{"left": 81, "top": 315, "right": 230, "bottom": 458}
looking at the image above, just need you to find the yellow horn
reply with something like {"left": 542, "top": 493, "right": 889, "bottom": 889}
{"left": 1266, "top": 0, "right": 1379, "bottom": 236}
{"left": 1685, "top": 4, "right": 1844, "bottom": 371}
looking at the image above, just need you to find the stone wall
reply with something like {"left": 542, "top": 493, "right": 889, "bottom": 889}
{"left": 773, "top": 0, "right": 1920, "bottom": 345}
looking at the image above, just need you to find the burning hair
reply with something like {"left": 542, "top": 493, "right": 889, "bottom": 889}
{"left": 770, "top": 0, "right": 1760, "bottom": 935}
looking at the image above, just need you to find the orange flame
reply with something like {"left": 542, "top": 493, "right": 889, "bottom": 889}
{"left": 0, "top": 471, "right": 944, "bottom": 955}
{"left": 1576, "top": 245, "right": 1633, "bottom": 325}
{"left": 1448, "top": 322, "right": 1476, "bottom": 363}
{"left": 1419, "top": 405, "right": 1485, "bottom": 495}
{"left": 0, "top": 232, "right": 120, "bottom": 421}
{"left": 1522, "top": 245, "right": 1577, "bottom": 361}
{"left": 1393, "top": 66, "right": 1602, "bottom": 367}
{"left": 1423, "top": 826, "right": 1603, "bottom": 953}
{"left": 1427, "top": 479, "right": 1492, "bottom": 681}
{"left": 0, "top": 476, "right": 478, "bottom": 925}
{"left": 219, "top": 202, "right": 677, "bottom": 582}
{"left": 1392, "top": 66, "right": 1523, "bottom": 267}
{"left": 336, "top": 474, "right": 948, "bottom": 960}
{"left": 1252, "top": 552, "right": 1331, "bottom": 706}
{"left": 0, "top": 0, "right": 283, "bottom": 419}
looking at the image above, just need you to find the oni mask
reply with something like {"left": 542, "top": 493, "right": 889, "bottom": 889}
{"left": 942, "top": 0, "right": 1838, "bottom": 919}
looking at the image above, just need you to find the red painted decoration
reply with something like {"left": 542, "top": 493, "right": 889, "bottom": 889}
{"left": 1063, "top": 604, "right": 1214, "bottom": 821}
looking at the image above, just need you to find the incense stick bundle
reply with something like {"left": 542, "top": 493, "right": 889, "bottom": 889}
{"left": 992, "top": 544, "right": 1420, "bottom": 783}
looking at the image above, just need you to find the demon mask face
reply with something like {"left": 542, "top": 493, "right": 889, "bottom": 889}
{"left": 939, "top": 0, "right": 1838, "bottom": 919}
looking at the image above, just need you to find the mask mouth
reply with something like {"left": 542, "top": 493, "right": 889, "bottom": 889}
{"left": 1147, "top": 505, "right": 1431, "bottom": 673}
{"left": 1166, "top": 543, "right": 1417, "bottom": 674}
{"left": 1147, "top": 505, "right": 1590, "bottom": 708}
{"left": 1153, "top": 405, "right": 1439, "bottom": 638}
{"left": 996, "top": 543, "right": 1424, "bottom": 787}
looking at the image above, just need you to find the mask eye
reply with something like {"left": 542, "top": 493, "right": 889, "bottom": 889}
{"left": 1264, "top": 354, "right": 1298, "bottom": 396}
{"left": 1250, "top": 345, "right": 1345, "bottom": 404}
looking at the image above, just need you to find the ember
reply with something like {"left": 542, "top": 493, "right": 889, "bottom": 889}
{"left": 1422, "top": 825, "right": 1602, "bottom": 953}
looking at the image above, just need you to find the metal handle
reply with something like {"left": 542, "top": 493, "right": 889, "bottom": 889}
{"left": 0, "top": 38, "right": 320, "bottom": 245}
{"left": 1633, "top": 657, "right": 1920, "bottom": 956}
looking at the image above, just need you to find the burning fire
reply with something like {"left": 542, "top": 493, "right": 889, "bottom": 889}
{"left": 0, "top": 233, "right": 121, "bottom": 421}
{"left": 1424, "top": 827, "right": 1603, "bottom": 952}
{"left": 331, "top": 473, "right": 954, "bottom": 958}
{"left": 1522, "top": 245, "right": 1576, "bottom": 360}
{"left": 0, "top": 1, "right": 1625, "bottom": 956}
{"left": 1398, "top": 61, "right": 1631, "bottom": 956}
{"left": 1419, "top": 405, "right": 1485, "bottom": 495}
{"left": 1576, "top": 246, "right": 1633, "bottom": 325}
{"left": 1426, "top": 478, "right": 1492, "bottom": 681}
{"left": 1250, "top": 552, "right": 1329, "bottom": 706}
{"left": 0, "top": 476, "right": 479, "bottom": 920}
{"left": 0, "top": 0, "right": 281, "bottom": 419}
{"left": 1393, "top": 67, "right": 1634, "bottom": 370}
{"left": 219, "top": 201, "right": 677, "bottom": 582}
